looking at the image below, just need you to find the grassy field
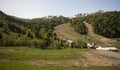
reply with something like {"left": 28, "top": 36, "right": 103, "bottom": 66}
{"left": 0, "top": 62, "right": 118, "bottom": 70}
{"left": 0, "top": 46, "right": 120, "bottom": 70}
{"left": 0, "top": 46, "right": 88, "bottom": 61}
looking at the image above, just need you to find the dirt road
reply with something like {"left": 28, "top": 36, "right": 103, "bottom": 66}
{"left": 95, "top": 50, "right": 120, "bottom": 59}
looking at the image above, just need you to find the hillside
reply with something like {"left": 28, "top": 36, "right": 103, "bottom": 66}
{"left": 85, "top": 11, "right": 120, "bottom": 38}
{"left": 54, "top": 23, "right": 81, "bottom": 41}
{"left": 70, "top": 11, "right": 120, "bottom": 48}
{"left": 54, "top": 23, "right": 120, "bottom": 49}
{"left": 84, "top": 22, "right": 116, "bottom": 46}
{"left": 1, "top": 10, "right": 120, "bottom": 48}
{"left": 0, "top": 10, "right": 69, "bottom": 49}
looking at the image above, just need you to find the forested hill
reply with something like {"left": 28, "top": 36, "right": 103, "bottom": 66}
{"left": 0, "top": 10, "right": 69, "bottom": 48}
{"left": 0, "top": 10, "right": 120, "bottom": 48}
{"left": 71, "top": 11, "right": 120, "bottom": 38}
{"left": 85, "top": 11, "right": 120, "bottom": 38}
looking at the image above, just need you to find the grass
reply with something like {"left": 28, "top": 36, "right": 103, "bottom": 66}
{"left": 0, "top": 46, "right": 119, "bottom": 69}
{"left": 54, "top": 23, "right": 101, "bottom": 43}
{"left": 0, "top": 62, "right": 119, "bottom": 70}
{"left": 54, "top": 23, "right": 81, "bottom": 41}
{"left": 0, "top": 46, "right": 89, "bottom": 60}
{"left": 54, "top": 23, "right": 105, "bottom": 46}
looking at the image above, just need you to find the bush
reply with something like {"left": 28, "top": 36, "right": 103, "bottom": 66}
{"left": 73, "top": 40, "right": 87, "bottom": 48}
{"left": 26, "top": 39, "right": 47, "bottom": 49}
{"left": 48, "top": 41, "right": 62, "bottom": 49}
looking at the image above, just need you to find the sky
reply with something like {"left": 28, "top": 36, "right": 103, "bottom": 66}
{"left": 0, "top": 0, "right": 120, "bottom": 18}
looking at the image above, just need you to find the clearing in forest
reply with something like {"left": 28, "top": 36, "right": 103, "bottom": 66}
{"left": 54, "top": 23, "right": 119, "bottom": 47}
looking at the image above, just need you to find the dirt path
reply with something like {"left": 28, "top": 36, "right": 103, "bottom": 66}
{"left": 84, "top": 22, "right": 116, "bottom": 46}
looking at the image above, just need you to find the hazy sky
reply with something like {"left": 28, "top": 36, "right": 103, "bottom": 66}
{"left": 0, "top": 0, "right": 120, "bottom": 18}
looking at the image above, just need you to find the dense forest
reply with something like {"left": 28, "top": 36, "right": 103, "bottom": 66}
{"left": 0, "top": 10, "right": 69, "bottom": 49}
{"left": 71, "top": 11, "right": 120, "bottom": 38}
{"left": 85, "top": 11, "right": 120, "bottom": 38}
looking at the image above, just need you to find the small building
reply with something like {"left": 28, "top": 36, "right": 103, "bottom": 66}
{"left": 67, "top": 40, "right": 74, "bottom": 47}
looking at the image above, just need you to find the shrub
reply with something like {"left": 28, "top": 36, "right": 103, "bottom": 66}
{"left": 73, "top": 40, "right": 87, "bottom": 48}
{"left": 48, "top": 41, "right": 62, "bottom": 49}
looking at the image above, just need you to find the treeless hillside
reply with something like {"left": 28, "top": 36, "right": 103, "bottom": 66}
{"left": 54, "top": 23, "right": 81, "bottom": 41}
